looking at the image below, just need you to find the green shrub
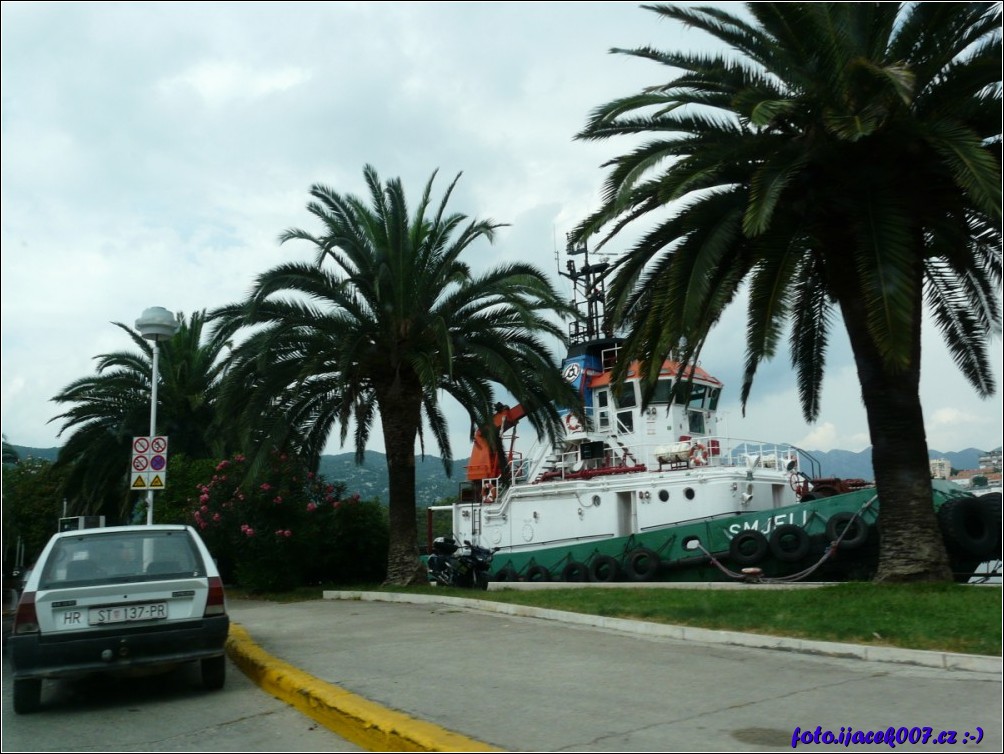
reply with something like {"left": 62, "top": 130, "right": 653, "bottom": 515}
{"left": 189, "top": 450, "right": 387, "bottom": 591}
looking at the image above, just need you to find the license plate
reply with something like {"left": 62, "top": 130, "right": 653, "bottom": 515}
{"left": 89, "top": 603, "right": 168, "bottom": 625}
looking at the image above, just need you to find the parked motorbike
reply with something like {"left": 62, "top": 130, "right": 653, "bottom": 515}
{"left": 427, "top": 536, "right": 498, "bottom": 590}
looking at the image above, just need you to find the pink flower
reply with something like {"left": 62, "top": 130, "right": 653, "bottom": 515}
{"left": 284, "top": 529, "right": 292, "bottom": 538}
{"left": 332, "top": 501, "right": 341, "bottom": 509}
{"left": 260, "top": 482, "right": 272, "bottom": 491}
{"left": 244, "top": 527, "right": 255, "bottom": 537}
{"left": 306, "top": 502, "right": 317, "bottom": 512}
{"left": 198, "top": 521, "right": 208, "bottom": 530}
{"left": 307, "top": 472, "right": 315, "bottom": 480}
{"left": 273, "top": 496, "right": 283, "bottom": 504}
{"left": 199, "top": 493, "right": 209, "bottom": 504}
{"left": 216, "top": 460, "right": 230, "bottom": 471}
{"left": 200, "top": 504, "right": 209, "bottom": 513}
{"left": 212, "top": 513, "right": 221, "bottom": 522}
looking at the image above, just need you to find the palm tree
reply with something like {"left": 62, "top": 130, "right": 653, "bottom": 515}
{"left": 50, "top": 310, "right": 236, "bottom": 522}
{"left": 212, "top": 165, "right": 579, "bottom": 584}
{"left": 573, "top": 3, "right": 1001, "bottom": 582}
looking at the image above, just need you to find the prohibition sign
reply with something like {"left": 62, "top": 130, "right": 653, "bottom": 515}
{"left": 133, "top": 437, "right": 150, "bottom": 454}
{"left": 133, "top": 455, "right": 150, "bottom": 472}
{"left": 150, "top": 454, "right": 167, "bottom": 472}
{"left": 151, "top": 437, "right": 168, "bottom": 453}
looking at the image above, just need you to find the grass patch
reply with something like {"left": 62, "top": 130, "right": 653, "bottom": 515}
{"left": 228, "top": 581, "right": 1001, "bottom": 656}
{"left": 386, "top": 582, "right": 1002, "bottom": 656}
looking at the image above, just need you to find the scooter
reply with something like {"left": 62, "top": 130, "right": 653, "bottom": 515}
{"left": 427, "top": 536, "right": 498, "bottom": 590}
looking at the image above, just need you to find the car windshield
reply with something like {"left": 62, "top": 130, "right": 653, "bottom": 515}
{"left": 39, "top": 530, "right": 205, "bottom": 589}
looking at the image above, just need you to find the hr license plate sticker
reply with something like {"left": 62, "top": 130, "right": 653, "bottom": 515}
{"left": 89, "top": 602, "right": 168, "bottom": 625}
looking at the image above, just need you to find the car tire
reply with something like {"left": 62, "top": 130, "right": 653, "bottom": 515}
{"left": 13, "top": 678, "right": 42, "bottom": 714}
{"left": 202, "top": 655, "right": 226, "bottom": 690}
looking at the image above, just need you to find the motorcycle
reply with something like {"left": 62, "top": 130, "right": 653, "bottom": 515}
{"left": 427, "top": 536, "right": 498, "bottom": 590}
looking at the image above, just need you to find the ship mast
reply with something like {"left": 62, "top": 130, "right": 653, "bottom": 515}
{"left": 559, "top": 234, "right": 611, "bottom": 345}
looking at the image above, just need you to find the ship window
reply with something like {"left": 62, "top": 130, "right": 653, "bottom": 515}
{"left": 595, "top": 389, "right": 610, "bottom": 430}
{"left": 616, "top": 383, "right": 637, "bottom": 409}
{"left": 675, "top": 382, "right": 711, "bottom": 409}
{"left": 687, "top": 384, "right": 708, "bottom": 409}
{"left": 651, "top": 378, "right": 674, "bottom": 404}
{"left": 707, "top": 387, "right": 720, "bottom": 411}
{"left": 688, "top": 411, "right": 706, "bottom": 434}
{"left": 616, "top": 402, "right": 635, "bottom": 433}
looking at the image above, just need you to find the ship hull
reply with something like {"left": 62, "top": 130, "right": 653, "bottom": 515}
{"left": 439, "top": 480, "right": 999, "bottom": 584}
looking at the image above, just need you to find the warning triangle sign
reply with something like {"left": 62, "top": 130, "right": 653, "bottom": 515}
{"left": 132, "top": 475, "right": 147, "bottom": 489}
{"left": 150, "top": 474, "right": 164, "bottom": 488}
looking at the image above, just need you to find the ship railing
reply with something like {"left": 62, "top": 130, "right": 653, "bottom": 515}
{"left": 566, "top": 436, "right": 803, "bottom": 474}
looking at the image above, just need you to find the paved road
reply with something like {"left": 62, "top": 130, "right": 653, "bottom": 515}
{"left": 228, "top": 593, "right": 1002, "bottom": 752}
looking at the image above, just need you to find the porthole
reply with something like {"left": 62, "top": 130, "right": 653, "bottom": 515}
{"left": 591, "top": 494, "right": 601, "bottom": 507}
{"left": 658, "top": 489, "right": 670, "bottom": 502}
{"left": 684, "top": 487, "right": 696, "bottom": 500}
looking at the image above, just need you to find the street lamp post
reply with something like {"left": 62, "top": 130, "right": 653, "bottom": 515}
{"left": 135, "top": 306, "right": 179, "bottom": 525}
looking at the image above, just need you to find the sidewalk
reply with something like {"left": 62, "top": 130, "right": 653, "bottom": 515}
{"left": 225, "top": 591, "right": 1002, "bottom": 752}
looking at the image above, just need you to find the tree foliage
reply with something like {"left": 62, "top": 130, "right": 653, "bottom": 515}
{"left": 213, "top": 165, "right": 580, "bottom": 584}
{"left": 574, "top": 2, "right": 1001, "bottom": 581}
{"left": 49, "top": 310, "right": 238, "bottom": 522}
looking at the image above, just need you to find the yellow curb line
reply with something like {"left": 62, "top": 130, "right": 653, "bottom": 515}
{"left": 226, "top": 622, "right": 501, "bottom": 752}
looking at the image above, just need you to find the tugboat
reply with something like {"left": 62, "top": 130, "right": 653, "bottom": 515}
{"left": 431, "top": 238, "right": 1002, "bottom": 584}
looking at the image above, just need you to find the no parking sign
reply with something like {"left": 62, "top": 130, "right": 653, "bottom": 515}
{"left": 131, "top": 436, "right": 169, "bottom": 490}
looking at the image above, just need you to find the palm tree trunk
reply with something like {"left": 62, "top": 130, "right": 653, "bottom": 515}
{"left": 836, "top": 280, "right": 953, "bottom": 582}
{"left": 378, "top": 380, "right": 428, "bottom": 586}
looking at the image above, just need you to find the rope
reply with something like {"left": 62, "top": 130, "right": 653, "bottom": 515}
{"left": 696, "top": 495, "right": 878, "bottom": 584}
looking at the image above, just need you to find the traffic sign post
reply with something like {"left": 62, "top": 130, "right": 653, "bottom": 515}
{"left": 131, "top": 436, "right": 169, "bottom": 492}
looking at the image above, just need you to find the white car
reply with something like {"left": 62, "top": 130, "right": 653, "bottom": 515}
{"left": 8, "top": 525, "right": 230, "bottom": 714}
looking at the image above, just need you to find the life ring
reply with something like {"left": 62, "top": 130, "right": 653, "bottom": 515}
{"left": 525, "top": 564, "right": 551, "bottom": 582}
{"left": 624, "top": 548, "right": 661, "bottom": 581}
{"left": 588, "top": 554, "right": 621, "bottom": 583}
{"left": 937, "top": 495, "right": 1001, "bottom": 560}
{"left": 825, "top": 512, "right": 870, "bottom": 550}
{"left": 689, "top": 442, "right": 708, "bottom": 467}
{"left": 564, "top": 413, "right": 583, "bottom": 433}
{"left": 729, "top": 530, "right": 769, "bottom": 566}
{"left": 769, "top": 524, "right": 810, "bottom": 562}
{"left": 561, "top": 561, "right": 589, "bottom": 582}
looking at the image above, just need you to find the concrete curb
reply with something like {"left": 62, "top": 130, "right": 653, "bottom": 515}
{"left": 225, "top": 623, "right": 501, "bottom": 752}
{"left": 323, "top": 590, "right": 1003, "bottom": 675}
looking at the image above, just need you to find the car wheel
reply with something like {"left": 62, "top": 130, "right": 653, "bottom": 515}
{"left": 201, "top": 655, "right": 226, "bottom": 690}
{"left": 13, "top": 678, "right": 42, "bottom": 714}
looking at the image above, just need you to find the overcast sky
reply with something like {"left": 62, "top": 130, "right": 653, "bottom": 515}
{"left": 2, "top": 1, "right": 1001, "bottom": 464}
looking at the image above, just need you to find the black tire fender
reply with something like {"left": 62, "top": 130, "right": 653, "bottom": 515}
{"left": 588, "top": 554, "right": 621, "bottom": 583}
{"left": 769, "top": 524, "right": 810, "bottom": 562}
{"left": 624, "top": 548, "right": 661, "bottom": 581}
{"left": 825, "top": 512, "right": 870, "bottom": 550}
{"left": 729, "top": 529, "right": 768, "bottom": 566}
{"left": 938, "top": 495, "right": 1002, "bottom": 560}
{"left": 561, "top": 561, "right": 589, "bottom": 582}
{"left": 493, "top": 565, "right": 519, "bottom": 582}
{"left": 525, "top": 564, "right": 551, "bottom": 582}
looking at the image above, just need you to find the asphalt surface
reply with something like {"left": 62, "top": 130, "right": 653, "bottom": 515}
{"left": 226, "top": 588, "right": 1003, "bottom": 752}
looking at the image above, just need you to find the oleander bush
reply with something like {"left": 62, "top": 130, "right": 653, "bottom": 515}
{"left": 189, "top": 450, "right": 387, "bottom": 591}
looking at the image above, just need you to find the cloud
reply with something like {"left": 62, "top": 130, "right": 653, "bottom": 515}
{"left": 158, "top": 62, "right": 312, "bottom": 105}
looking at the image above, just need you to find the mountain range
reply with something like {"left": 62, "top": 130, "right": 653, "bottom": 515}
{"left": 9, "top": 444, "right": 998, "bottom": 506}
